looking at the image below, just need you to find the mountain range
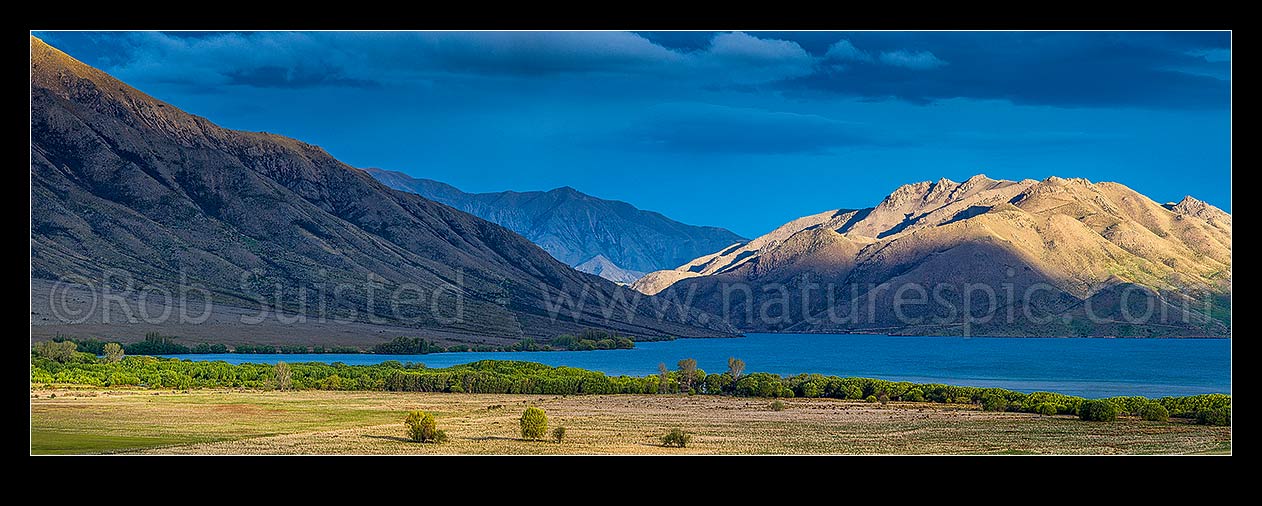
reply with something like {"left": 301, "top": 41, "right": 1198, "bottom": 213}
{"left": 363, "top": 168, "right": 745, "bottom": 283}
{"left": 634, "top": 175, "right": 1231, "bottom": 337}
{"left": 29, "top": 36, "right": 1231, "bottom": 343}
{"left": 29, "top": 36, "right": 736, "bottom": 346}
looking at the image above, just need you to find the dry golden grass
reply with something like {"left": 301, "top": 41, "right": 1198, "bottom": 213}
{"left": 30, "top": 389, "right": 1230, "bottom": 455}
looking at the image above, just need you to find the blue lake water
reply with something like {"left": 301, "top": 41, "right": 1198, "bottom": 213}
{"left": 162, "top": 333, "right": 1231, "bottom": 398}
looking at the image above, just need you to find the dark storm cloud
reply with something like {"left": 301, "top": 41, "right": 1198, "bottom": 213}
{"left": 63, "top": 31, "right": 817, "bottom": 91}
{"left": 782, "top": 32, "right": 1230, "bottom": 109}
{"left": 40, "top": 31, "right": 1228, "bottom": 110}
{"left": 223, "top": 65, "right": 378, "bottom": 89}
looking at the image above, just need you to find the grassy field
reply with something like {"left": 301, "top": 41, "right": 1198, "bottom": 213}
{"left": 30, "top": 388, "right": 1231, "bottom": 455}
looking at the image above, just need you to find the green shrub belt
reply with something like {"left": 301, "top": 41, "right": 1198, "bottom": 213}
{"left": 31, "top": 356, "right": 1230, "bottom": 425}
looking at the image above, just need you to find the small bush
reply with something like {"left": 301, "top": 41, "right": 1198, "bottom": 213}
{"left": 520, "top": 406, "right": 548, "bottom": 439}
{"left": 1078, "top": 400, "right": 1118, "bottom": 422}
{"left": 877, "top": 392, "right": 890, "bottom": 404}
{"left": 1195, "top": 406, "right": 1230, "bottom": 426}
{"left": 1138, "top": 402, "right": 1169, "bottom": 422}
{"left": 1035, "top": 402, "right": 1058, "bottom": 416}
{"left": 552, "top": 426, "right": 566, "bottom": 444}
{"left": 902, "top": 388, "right": 925, "bottom": 402}
{"left": 770, "top": 400, "right": 786, "bottom": 411}
{"left": 102, "top": 343, "right": 124, "bottom": 363}
{"left": 661, "top": 428, "right": 691, "bottom": 448}
{"left": 273, "top": 361, "right": 292, "bottom": 391}
{"left": 404, "top": 410, "right": 447, "bottom": 443}
{"left": 981, "top": 394, "right": 1008, "bottom": 412}
{"left": 865, "top": 395, "right": 878, "bottom": 403}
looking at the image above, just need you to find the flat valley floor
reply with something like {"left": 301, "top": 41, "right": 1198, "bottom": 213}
{"left": 30, "top": 389, "right": 1231, "bottom": 455}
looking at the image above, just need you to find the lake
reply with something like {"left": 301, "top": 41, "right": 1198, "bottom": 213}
{"left": 163, "top": 333, "right": 1231, "bottom": 398}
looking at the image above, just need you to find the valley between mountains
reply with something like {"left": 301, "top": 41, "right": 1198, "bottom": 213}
{"left": 364, "top": 167, "right": 745, "bottom": 283}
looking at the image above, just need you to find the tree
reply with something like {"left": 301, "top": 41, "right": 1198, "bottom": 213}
{"left": 844, "top": 385, "right": 863, "bottom": 400}
{"left": 727, "top": 357, "right": 745, "bottom": 381}
{"left": 103, "top": 342, "right": 124, "bottom": 363}
{"left": 1138, "top": 402, "right": 1169, "bottom": 422}
{"left": 661, "top": 428, "right": 691, "bottom": 448}
{"left": 320, "top": 374, "right": 343, "bottom": 390}
{"left": 1078, "top": 400, "right": 1118, "bottom": 422}
{"left": 1035, "top": 402, "right": 1058, "bottom": 416}
{"left": 124, "top": 332, "right": 190, "bottom": 355}
{"left": 677, "top": 358, "right": 698, "bottom": 392}
{"left": 60, "top": 337, "right": 105, "bottom": 354}
{"left": 520, "top": 406, "right": 548, "bottom": 439}
{"left": 404, "top": 410, "right": 447, "bottom": 443}
{"left": 33, "top": 341, "right": 78, "bottom": 363}
{"left": 274, "top": 361, "right": 292, "bottom": 391}
{"left": 657, "top": 362, "right": 670, "bottom": 394}
{"left": 1195, "top": 406, "right": 1230, "bottom": 426}
{"left": 980, "top": 394, "right": 1008, "bottom": 412}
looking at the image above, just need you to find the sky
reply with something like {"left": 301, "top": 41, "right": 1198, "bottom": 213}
{"left": 34, "top": 31, "right": 1231, "bottom": 238}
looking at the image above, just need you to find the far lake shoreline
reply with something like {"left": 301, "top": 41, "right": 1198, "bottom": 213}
{"left": 157, "top": 333, "right": 1231, "bottom": 399}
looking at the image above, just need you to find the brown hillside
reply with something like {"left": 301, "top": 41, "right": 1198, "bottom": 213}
{"left": 642, "top": 175, "right": 1230, "bottom": 337}
{"left": 30, "top": 36, "right": 736, "bottom": 345}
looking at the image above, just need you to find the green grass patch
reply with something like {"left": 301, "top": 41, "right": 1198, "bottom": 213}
{"left": 30, "top": 391, "right": 408, "bottom": 454}
{"left": 31, "top": 429, "right": 208, "bottom": 455}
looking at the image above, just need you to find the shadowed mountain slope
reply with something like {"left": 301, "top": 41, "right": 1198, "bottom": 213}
{"left": 30, "top": 36, "right": 736, "bottom": 345}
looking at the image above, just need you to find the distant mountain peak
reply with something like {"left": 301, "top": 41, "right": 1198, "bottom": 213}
{"left": 958, "top": 173, "right": 996, "bottom": 191}
{"left": 1173, "top": 195, "right": 1212, "bottom": 211}
{"left": 1042, "top": 175, "right": 1093, "bottom": 186}
{"left": 1167, "top": 195, "right": 1231, "bottom": 224}
{"left": 365, "top": 168, "right": 747, "bottom": 279}
{"left": 843, "top": 175, "right": 1028, "bottom": 239}
{"left": 550, "top": 185, "right": 583, "bottom": 195}
{"left": 925, "top": 177, "right": 958, "bottom": 201}
{"left": 883, "top": 180, "right": 935, "bottom": 205}
{"left": 574, "top": 255, "right": 646, "bottom": 285}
